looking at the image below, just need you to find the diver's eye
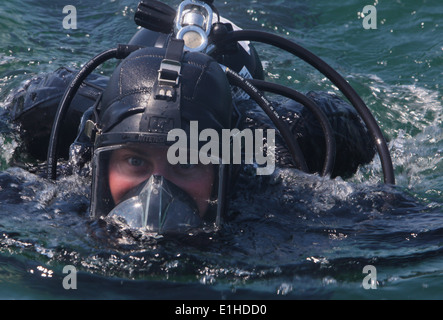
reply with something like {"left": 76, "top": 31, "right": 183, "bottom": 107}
{"left": 128, "top": 157, "right": 144, "bottom": 167}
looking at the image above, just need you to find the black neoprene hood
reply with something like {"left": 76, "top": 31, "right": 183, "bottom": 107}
{"left": 96, "top": 46, "right": 233, "bottom": 145}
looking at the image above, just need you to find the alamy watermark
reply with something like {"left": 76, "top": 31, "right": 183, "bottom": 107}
{"left": 360, "top": 5, "right": 377, "bottom": 29}
{"left": 167, "top": 121, "right": 276, "bottom": 175}
{"left": 63, "top": 5, "right": 77, "bottom": 30}
{"left": 362, "top": 265, "right": 377, "bottom": 289}
{"left": 62, "top": 265, "right": 77, "bottom": 290}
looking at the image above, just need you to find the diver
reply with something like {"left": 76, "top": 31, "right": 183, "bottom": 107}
{"left": 4, "top": 0, "right": 394, "bottom": 234}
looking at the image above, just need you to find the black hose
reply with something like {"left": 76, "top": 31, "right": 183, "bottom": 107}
{"left": 218, "top": 30, "right": 395, "bottom": 184}
{"left": 249, "top": 79, "right": 336, "bottom": 177}
{"left": 46, "top": 48, "right": 118, "bottom": 179}
{"left": 215, "top": 164, "right": 229, "bottom": 227}
{"left": 224, "top": 67, "right": 309, "bottom": 173}
{"left": 47, "top": 45, "right": 141, "bottom": 180}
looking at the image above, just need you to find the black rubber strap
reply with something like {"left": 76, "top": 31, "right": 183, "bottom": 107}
{"left": 165, "top": 38, "right": 184, "bottom": 61}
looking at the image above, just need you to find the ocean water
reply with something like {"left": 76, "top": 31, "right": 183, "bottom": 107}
{"left": 0, "top": 0, "right": 442, "bottom": 300}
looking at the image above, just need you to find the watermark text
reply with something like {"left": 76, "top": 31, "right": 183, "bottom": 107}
{"left": 167, "top": 121, "right": 276, "bottom": 175}
{"left": 360, "top": 5, "right": 377, "bottom": 29}
{"left": 62, "top": 265, "right": 77, "bottom": 289}
{"left": 63, "top": 5, "right": 77, "bottom": 30}
{"left": 362, "top": 265, "right": 377, "bottom": 289}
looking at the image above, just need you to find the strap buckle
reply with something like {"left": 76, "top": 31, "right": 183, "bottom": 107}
{"left": 158, "top": 59, "right": 182, "bottom": 86}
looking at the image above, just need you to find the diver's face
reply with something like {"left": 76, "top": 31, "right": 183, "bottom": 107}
{"left": 108, "top": 145, "right": 214, "bottom": 217}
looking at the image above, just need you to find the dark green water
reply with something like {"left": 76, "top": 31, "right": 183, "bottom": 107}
{"left": 0, "top": 0, "right": 442, "bottom": 300}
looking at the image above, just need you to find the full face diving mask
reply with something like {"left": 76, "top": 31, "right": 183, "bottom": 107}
{"left": 90, "top": 143, "right": 224, "bottom": 234}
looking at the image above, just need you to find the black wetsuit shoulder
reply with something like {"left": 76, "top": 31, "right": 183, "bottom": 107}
{"left": 6, "top": 67, "right": 108, "bottom": 160}
{"left": 237, "top": 91, "right": 376, "bottom": 178}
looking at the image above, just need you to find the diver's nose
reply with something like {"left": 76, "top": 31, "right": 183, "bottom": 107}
{"left": 150, "top": 157, "right": 173, "bottom": 181}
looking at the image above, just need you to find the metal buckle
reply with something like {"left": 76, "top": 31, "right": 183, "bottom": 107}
{"left": 158, "top": 59, "right": 182, "bottom": 86}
